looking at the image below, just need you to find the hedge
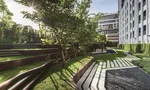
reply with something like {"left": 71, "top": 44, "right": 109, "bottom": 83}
{"left": 117, "top": 44, "right": 150, "bottom": 54}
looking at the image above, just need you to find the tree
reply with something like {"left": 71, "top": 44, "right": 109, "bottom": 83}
{"left": 0, "top": 0, "right": 13, "bottom": 43}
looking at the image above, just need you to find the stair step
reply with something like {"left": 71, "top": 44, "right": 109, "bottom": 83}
{"left": 77, "top": 62, "right": 96, "bottom": 90}
{"left": 90, "top": 62, "right": 103, "bottom": 90}
{"left": 8, "top": 75, "right": 31, "bottom": 90}
{"left": 23, "top": 72, "right": 43, "bottom": 90}
{"left": 83, "top": 64, "right": 98, "bottom": 90}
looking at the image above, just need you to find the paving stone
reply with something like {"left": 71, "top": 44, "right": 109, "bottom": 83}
{"left": 98, "top": 69, "right": 106, "bottom": 90}
{"left": 113, "top": 60, "right": 118, "bottom": 67}
{"left": 77, "top": 62, "right": 96, "bottom": 90}
{"left": 107, "top": 60, "right": 110, "bottom": 68}
{"left": 110, "top": 61, "right": 115, "bottom": 68}
{"left": 83, "top": 64, "right": 98, "bottom": 90}
{"left": 90, "top": 62, "right": 103, "bottom": 90}
{"left": 124, "top": 60, "right": 134, "bottom": 66}
{"left": 120, "top": 58, "right": 131, "bottom": 66}
{"left": 102, "top": 62, "right": 106, "bottom": 69}
{"left": 116, "top": 60, "right": 123, "bottom": 67}
{"left": 118, "top": 58, "right": 127, "bottom": 67}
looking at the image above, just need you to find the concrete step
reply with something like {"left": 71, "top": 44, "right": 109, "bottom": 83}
{"left": 83, "top": 64, "right": 98, "bottom": 90}
{"left": 110, "top": 61, "right": 115, "bottom": 68}
{"left": 107, "top": 60, "right": 110, "bottom": 68}
{"left": 90, "top": 62, "right": 103, "bottom": 90}
{"left": 77, "top": 62, "right": 96, "bottom": 90}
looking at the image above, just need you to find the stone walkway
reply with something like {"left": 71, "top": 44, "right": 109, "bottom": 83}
{"left": 76, "top": 53, "right": 141, "bottom": 90}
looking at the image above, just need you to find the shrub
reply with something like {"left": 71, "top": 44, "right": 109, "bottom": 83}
{"left": 144, "top": 44, "right": 150, "bottom": 55}
{"left": 124, "top": 44, "right": 131, "bottom": 51}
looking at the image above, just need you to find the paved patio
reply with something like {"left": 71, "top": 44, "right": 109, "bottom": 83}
{"left": 76, "top": 52, "right": 150, "bottom": 90}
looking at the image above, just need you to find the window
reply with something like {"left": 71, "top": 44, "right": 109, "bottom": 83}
{"left": 133, "top": 31, "right": 134, "bottom": 38}
{"left": 138, "top": 2, "right": 141, "bottom": 11}
{"left": 130, "top": 32, "right": 132, "bottom": 38}
{"left": 143, "top": 10, "right": 146, "bottom": 20}
{"left": 143, "top": 0, "right": 146, "bottom": 6}
{"left": 133, "top": 21, "right": 134, "bottom": 28}
{"left": 143, "top": 25, "right": 146, "bottom": 35}
{"left": 139, "top": 15, "right": 141, "bottom": 23}
{"left": 133, "top": 10, "right": 134, "bottom": 17}
{"left": 139, "top": 28, "right": 141, "bottom": 36}
{"left": 132, "top": 0, "right": 134, "bottom": 7}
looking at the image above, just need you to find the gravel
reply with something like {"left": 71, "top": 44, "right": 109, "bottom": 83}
{"left": 105, "top": 67, "right": 150, "bottom": 90}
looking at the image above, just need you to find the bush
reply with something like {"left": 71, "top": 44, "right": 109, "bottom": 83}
{"left": 144, "top": 44, "right": 150, "bottom": 55}
{"left": 124, "top": 44, "right": 131, "bottom": 51}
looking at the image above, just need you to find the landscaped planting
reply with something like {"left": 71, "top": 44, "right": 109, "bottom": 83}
{"left": 0, "top": 60, "right": 49, "bottom": 83}
{"left": 33, "top": 56, "right": 93, "bottom": 90}
{"left": 0, "top": 55, "right": 34, "bottom": 62}
{"left": 133, "top": 59, "right": 150, "bottom": 74}
{"left": 93, "top": 50, "right": 126, "bottom": 62}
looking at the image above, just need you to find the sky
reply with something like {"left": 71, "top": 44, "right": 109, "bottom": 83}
{"left": 4, "top": 0, "right": 118, "bottom": 30}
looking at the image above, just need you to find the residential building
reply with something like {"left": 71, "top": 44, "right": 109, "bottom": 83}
{"left": 98, "top": 13, "right": 119, "bottom": 43}
{"left": 119, "top": 0, "right": 150, "bottom": 44}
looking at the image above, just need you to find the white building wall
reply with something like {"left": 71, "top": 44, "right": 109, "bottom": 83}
{"left": 119, "top": 0, "right": 150, "bottom": 44}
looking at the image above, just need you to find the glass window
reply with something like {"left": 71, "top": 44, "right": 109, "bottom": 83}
{"left": 143, "top": 25, "right": 146, "bottom": 35}
{"left": 139, "top": 15, "right": 141, "bottom": 23}
{"left": 138, "top": 2, "right": 141, "bottom": 11}
{"left": 143, "top": 0, "right": 146, "bottom": 6}
{"left": 143, "top": 10, "right": 146, "bottom": 20}
{"left": 139, "top": 28, "right": 141, "bottom": 36}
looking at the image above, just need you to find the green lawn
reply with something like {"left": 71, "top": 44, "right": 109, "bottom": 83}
{"left": 0, "top": 60, "right": 49, "bottom": 83}
{"left": 0, "top": 55, "right": 35, "bottom": 62}
{"left": 93, "top": 50, "right": 126, "bottom": 62}
{"left": 33, "top": 56, "right": 93, "bottom": 90}
{"left": 133, "top": 59, "right": 150, "bottom": 74}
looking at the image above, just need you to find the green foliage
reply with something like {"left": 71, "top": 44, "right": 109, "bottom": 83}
{"left": 123, "top": 44, "right": 131, "bottom": 52}
{"left": 119, "top": 44, "right": 150, "bottom": 55}
{"left": 0, "top": 60, "right": 48, "bottom": 83}
{"left": 133, "top": 59, "right": 150, "bottom": 74}
{"left": 33, "top": 56, "right": 92, "bottom": 90}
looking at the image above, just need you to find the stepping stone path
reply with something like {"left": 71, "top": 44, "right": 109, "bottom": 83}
{"left": 77, "top": 53, "right": 140, "bottom": 90}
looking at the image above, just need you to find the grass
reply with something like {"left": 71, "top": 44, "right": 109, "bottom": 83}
{"left": 133, "top": 59, "right": 150, "bottom": 74}
{"left": 0, "top": 60, "right": 49, "bottom": 83}
{"left": 33, "top": 56, "right": 93, "bottom": 90}
{"left": 0, "top": 55, "right": 35, "bottom": 62}
{"left": 93, "top": 50, "right": 126, "bottom": 62}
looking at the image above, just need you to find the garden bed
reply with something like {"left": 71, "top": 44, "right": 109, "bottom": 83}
{"left": 0, "top": 60, "right": 49, "bottom": 83}
{"left": 0, "top": 53, "right": 60, "bottom": 70}
{"left": 33, "top": 56, "right": 93, "bottom": 90}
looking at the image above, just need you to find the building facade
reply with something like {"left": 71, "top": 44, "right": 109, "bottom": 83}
{"left": 98, "top": 13, "right": 119, "bottom": 43}
{"left": 119, "top": 0, "right": 150, "bottom": 44}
